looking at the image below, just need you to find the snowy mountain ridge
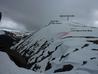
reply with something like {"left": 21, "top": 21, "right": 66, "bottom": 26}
{"left": 11, "top": 21, "right": 98, "bottom": 74}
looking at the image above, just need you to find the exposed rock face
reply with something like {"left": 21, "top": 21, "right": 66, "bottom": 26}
{"left": 54, "top": 64, "right": 74, "bottom": 73}
{"left": 0, "top": 31, "right": 14, "bottom": 50}
{"left": 0, "top": 30, "right": 30, "bottom": 49}
{"left": 0, "top": 30, "right": 21, "bottom": 50}
{"left": 0, "top": 30, "right": 30, "bottom": 68}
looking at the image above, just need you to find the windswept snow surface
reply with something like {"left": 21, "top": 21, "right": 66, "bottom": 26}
{"left": 10, "top": 21, "right": 98, "bottom": 74}
{"left": 0, "top": 51, "right": 44, "bottom": 74}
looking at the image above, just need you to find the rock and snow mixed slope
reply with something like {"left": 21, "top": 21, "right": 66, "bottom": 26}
{"left": 0, "top": 30, "right": 19, "bottom": 50}
{"left": 0, "top": 29, "right": 31, "bottom": 69}
{"left": 0, "top": 29, "right": 30, "bottom": 49}
{"left": 11, "top": 21, "right": 98, "bottom": 74}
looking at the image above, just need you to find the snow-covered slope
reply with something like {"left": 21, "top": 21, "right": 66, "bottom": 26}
{"left": 0, "top": 51, "right": 44, "bottom": 74}
{"left": 11, "top": 20, "right": 98, "bottom": 74}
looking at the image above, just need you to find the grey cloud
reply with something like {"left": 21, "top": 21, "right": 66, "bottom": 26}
{"left": 0, "top": 0, "right": 98, "bottom": 31}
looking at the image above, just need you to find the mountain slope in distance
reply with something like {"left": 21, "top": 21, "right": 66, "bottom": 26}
{"left": 11, "top": 20, "right": 98, "bottom": 74}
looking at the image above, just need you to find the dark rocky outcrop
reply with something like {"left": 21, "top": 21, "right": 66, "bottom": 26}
{"left": 54, "top": 64, "right": 74, "bottom": 73}
{"left": 45, "top": 62, "right": 52, "bottom": 71}
{"left": 81, "top": 44, "right": 89, "bottom": 48}
{"left": 5, "top": 49, "right": 27, "bottom": 68}
{"left": 0, "top": 30, "right": 27, "bottom": 68}
{"left": 0, "top": 30, "right": 21, "bottom": 50}
{"left": 87, "top": 40, "right": 98, "bottom": 44}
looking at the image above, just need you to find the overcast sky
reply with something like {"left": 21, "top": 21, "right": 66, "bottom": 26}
{"left": 0, "top": 0, "right": 98, "bottom": 32}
